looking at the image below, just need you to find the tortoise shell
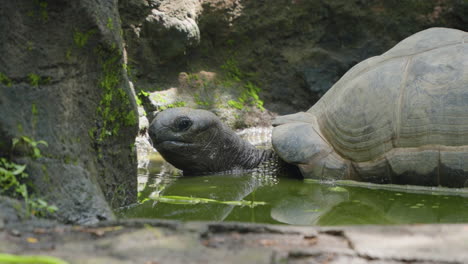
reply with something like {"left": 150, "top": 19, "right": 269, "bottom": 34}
{"left": 272, "top": 28, "right": 468, "bottom": 187}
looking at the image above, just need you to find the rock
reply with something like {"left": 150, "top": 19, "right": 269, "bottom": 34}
{"left": 0, "top": 0, "right": 138, "bottom": 224}
{"left": 198, "top": 0, "right": 468, "bottom": 114}
{"left": 143, "top": 74, "right": 275, "bottom": 129}
{"left": 0, "top": 196, "right": 24, "bottom": 228}
{"left": 120, "top": 0, "right": 203, "bottom": 85}
{"left": 121, "top": 0, "right": 468, "bottom": 115}
{"left": 0, "top": 219, "right": 467, "bottom": 263}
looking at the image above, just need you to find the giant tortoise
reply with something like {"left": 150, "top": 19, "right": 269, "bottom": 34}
{"left": 148, "top": 28, "right": 468, "bottom": 187}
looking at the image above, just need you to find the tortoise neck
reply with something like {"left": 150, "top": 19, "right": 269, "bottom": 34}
{"left": 234, "top": 142, "right": 274, "bottom": 169}
{"left": 216, "top": 125, "right": 273, "bottom": 171}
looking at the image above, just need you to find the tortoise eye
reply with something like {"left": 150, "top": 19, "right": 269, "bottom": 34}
{"left": 175, "top": 117, "right": 192, "bottom": 132}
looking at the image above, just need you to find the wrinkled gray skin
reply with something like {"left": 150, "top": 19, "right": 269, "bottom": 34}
{"left": 148, "top": 108, "right": 273, "bottom": 174}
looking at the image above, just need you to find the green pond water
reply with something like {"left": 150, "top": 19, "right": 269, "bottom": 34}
{"left": 118, "top": 153, "right": 468, "bottom": 226}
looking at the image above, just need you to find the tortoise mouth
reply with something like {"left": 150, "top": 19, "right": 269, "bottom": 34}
{"left": 155, "top": 140, "right": 195, "bottom": 150}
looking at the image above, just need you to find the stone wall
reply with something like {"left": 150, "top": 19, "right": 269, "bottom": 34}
{"left": 120, "top": 0, "right": 468, "bottom": 114}
{"left": 0, "top": 0, "right": 138, "bottom": 224}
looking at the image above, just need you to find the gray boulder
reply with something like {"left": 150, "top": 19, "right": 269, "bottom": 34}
{"left": 0, "top": 0, "right": 138, "bottom": 224}
{"left": 120, "top": 0, "right": 202, "bottom": 85}
{"left": 121, "top": 0, "right": 468, "bottom": 115}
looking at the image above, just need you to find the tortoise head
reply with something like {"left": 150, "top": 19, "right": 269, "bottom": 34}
{"left": 148, "top": 107, "right": 266, "bottom": 174}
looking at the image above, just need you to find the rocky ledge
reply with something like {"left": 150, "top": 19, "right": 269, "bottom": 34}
{"left": 1, "top": 220, "right": 467, "bottom": 263}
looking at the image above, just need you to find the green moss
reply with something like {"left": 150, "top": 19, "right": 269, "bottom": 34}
{"left": 159, "top": 101, "right": 186, "bottom": 111}
{"left": 88, "top": 127, "right": 96, "bottom": 140}
{"left": 41, "top": 164, "right": 50, "bottom": 184}
{"left": 29, "top": 0, "right": 49, "bottom": 22}
{"left": 65, "top": 48, "right": 72, "bottom": 61}
{"left": 26, "top": 41, "right": 34, "bottom": 51}
{"left": 123, "top": 110, "right": 138, "bottom": 126}
{"left": 73, "top": 29, "right": 96, "bottom": 48}
{"left": 135, "top": 96, "right": 142, "bottom": 106}
{"left": 31, "top": 103, "right": 39, "bottom": 129}
{"left": 0, "top": 72, "right": 12, "bottom": 87}
{"left": 28, "top": 74, "right": 50, "bottom": 87}
{"left": 220, "top": 58, "right": 264, "bottom": 111}
{"left": 37, "top": 0, "right": 49, "bottom": 21}
{"left": 221, "top": 58, "right": 243, "bottom": 80}
{"left": 17, "top": 124, "right": 24, "bottom": 133}
{"left": 31, "top": 103, "right": 38, "bottom": 116}
{"left": 194, "top": 93, "right": 210, "bottom": 107}
{"left": 89, "top": 45, "right": 138, "bottom": 143}
{"left": 228, "top": 99, "right": 244, "bottom": 110}
{"left": 151, "top": 93, "right": 167, "bottom": 104}
{"left": 106, "top": 17, "right": 114, "bottom": 30}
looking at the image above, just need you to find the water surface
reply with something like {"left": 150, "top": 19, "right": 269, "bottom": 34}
{"left": 118, "top": 153, "right": 468, "bottom": 226}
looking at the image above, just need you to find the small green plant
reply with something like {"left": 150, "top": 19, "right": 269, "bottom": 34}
{"left": 29, "top": 197, "right": 59, "bottom": 217}
{"left": 0, "top": 72, "right": 12, "bottom": 87}
{"left": 0, "top": 158, "right": 28, "bottom": 197}
{"left": 0, "top": 158, "right": 58, "bottom": 217}
{"left": 136, "top": 90, "right": 150, "bottom": 106}
{"left": 13, "top": 136, "right": 48, "bottom": 159}
{"left": 243, "top": 81, "right": 264, "bottom": 110}
{"left": 73, "top": 29, "right": 96, "bottom": 48}
{"left": 139, "top": 90, "right": 150, "bottom": 97}
{"left": 135, "top": 96, "right": 142, "bottom": 106}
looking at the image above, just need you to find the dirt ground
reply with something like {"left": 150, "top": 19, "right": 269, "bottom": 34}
{"left": 1, "top": 219, "right": 467, "bottom": 264}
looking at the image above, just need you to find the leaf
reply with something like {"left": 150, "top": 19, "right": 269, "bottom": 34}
{"left": 37, "top": 199, "right": 48, "bottom": 207}
{"left": 36, "top": 140, "right": 48, "bottom": 147}
{"left": 12, "top": 138, "right": 19, "bottom": 148}
{"left": 26, "top": 237, "right": 38, "bottom": 243}
{"left": 33, "top": 148, "right": 41, "bottom": 158}
{"left": 151, "top": 195, "right": 267, "bottom": 208}
{"left": 11, "top": 164, "right": 26, "bottom": 175}
{"left": 47, "top": 205, "right": 58, "bottom": 213}
{"left": 21, "top": 136, "right": 32, "bottom": 144}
